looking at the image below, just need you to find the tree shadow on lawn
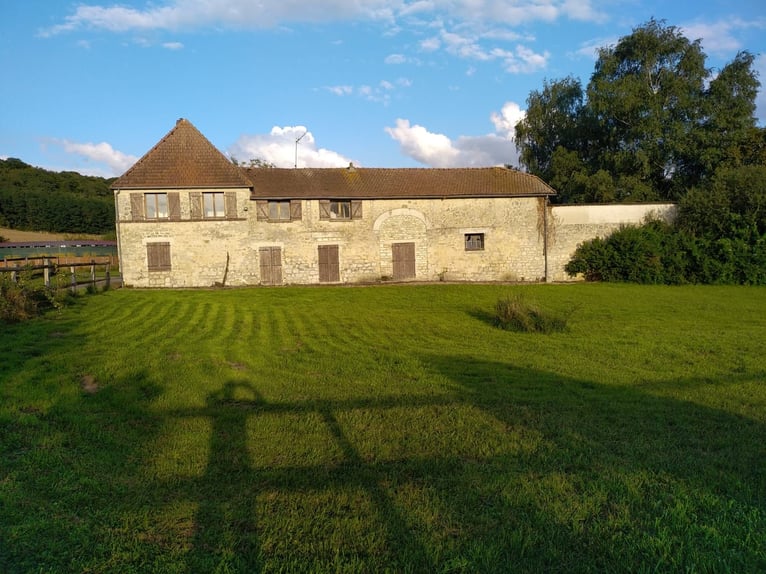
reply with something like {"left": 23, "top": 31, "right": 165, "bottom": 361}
{"left": 161, "top": 363, "right": 764, "bottom": 573}
{"left": 422, "top": 353, "right": 766, "bottom": 571}
{"left": 4, "top": 328, "right": 764, "bottom": 572}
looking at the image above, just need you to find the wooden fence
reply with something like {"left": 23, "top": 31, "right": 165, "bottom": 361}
{"left": 0, "top": 257, "right": 115, "bottom": 293}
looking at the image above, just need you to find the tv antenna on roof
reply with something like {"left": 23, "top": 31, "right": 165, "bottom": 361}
{"left": 294, "top": 130, "right": 307, "bottom": 169}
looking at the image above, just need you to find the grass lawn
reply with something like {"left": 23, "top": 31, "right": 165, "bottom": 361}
{"left": 1, "top": 284, "right": 764, "bottom": 573}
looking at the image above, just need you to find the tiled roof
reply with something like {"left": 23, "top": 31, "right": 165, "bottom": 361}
{"left": 111, "top": 119, "right": 252, "bottom": 189}
{"left": 246, "top": 166, "right": 556, "bottom": 199}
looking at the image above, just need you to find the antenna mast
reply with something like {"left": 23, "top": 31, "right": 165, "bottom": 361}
{"left": 294, "top": 130, "right": 307, "bottom": 169}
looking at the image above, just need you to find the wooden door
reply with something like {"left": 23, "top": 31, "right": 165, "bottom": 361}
{"left": 318, "top": 245, "right": 340, "bottom": 283}
{"left": 392, "top": 242, "right": 416, "bottom": 280}
{"left": 259, "top": 247, "right": 282, "bottom": 285}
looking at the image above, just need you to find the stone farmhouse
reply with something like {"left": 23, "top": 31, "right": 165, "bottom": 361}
{"left": 112, "top": 119, "right": 674, "bottom": 288}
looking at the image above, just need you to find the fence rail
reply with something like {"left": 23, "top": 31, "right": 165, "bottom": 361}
{"left": 0, "top": 257, "right": 115, "bottom": 293}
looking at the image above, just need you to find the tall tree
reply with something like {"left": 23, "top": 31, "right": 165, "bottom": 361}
{"left": 515, "top": 19, "right": 763, "bottom": 203}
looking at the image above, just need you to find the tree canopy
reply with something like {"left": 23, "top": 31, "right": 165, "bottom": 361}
{"left": 515, "top": 19, "right": 763, "bottom": 203}
{"left": 0, "top": 158, "right": 115, "bottom": 235}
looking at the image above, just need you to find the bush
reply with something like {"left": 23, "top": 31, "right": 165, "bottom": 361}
{"left": 0, "top": 268, "right": 68, "bottom": 323}
{"left": 494, "top": 294, "right": 569, "bottom": 333}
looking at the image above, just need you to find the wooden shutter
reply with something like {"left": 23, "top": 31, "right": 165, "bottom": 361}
{"left": 256, "top": 200, "right": 269, "bottom": 221}
{"left": 189, "top": 192, "right": 202, "bottom": 220}
{"left": 130, "top": 193, "right": 145, "bottom": 221}
{"left": 168, "top": 192, "right": 181, "bottom": 220}
{"left": 319, "top": 200, "right": 331, "bottom": 220}
{"left": 290, "top": 199, "right": 302, "bottom": 221}
{"left": 351, "top": 200, "right": 363, "bottom": 219}
{"left": 224, "top": 192, "right": 238, "bottom": 219}
{"left": 318, "top": 245, "right": 340, "bottom": 283}
{"left": 259, "top": 247, "right": 282, "bottom": 285}
{"left": 392, "top": 242, "right": 416, "bottom": 280}
{"left": 147, "top": 242, "right": 171, "bottom": 271}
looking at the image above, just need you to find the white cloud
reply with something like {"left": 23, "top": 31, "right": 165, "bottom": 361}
{"left": 385, "top": 53, "right": 407, "bottom": 64}
{"left": 322, "top": 79, "right": 411, "bottom": 104}
{"left": 385, "top": 101, "right": 524, "bottom": 167}
{"left": 325, "top": 85, "right": 354, "bottom": 96}
{"left": 228, "top": 126, "right": 354, "bottom": 168}
{"left": 162, "top": 41, "right": 184, "bottom": 50}
{"left": 41, "top": 0, "right": 610, "bottom": 36}
{"left": 55, "top": 140, "right": 138, "bottom": 176}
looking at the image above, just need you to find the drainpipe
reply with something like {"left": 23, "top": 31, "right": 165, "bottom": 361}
{"left": 114, "top": 189, "right": 123, "bottom": 285}
{"left": 543, "top": 196, "right": 549, "bottom": 283}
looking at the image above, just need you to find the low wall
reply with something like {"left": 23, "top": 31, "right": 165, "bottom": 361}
{"left": 547, "top": 203, "right": 676, "bottom": 282}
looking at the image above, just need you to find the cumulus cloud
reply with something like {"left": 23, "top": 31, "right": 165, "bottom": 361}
{"left": 54, "top": 140, "right": 138, "bottom": 176}
{"left": 228, "top": 126, "right": 354, "bottom": 168}
{"left": 385, "top": 101, "right": 524, "bottom": 167}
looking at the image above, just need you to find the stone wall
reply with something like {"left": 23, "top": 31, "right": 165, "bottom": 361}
{"left": 547, "top": 203, "right": 676, "bottom": 282}
{"left": 116, "top": 188, "right": 676, "bottom": 287}
{"left": 116, "top": 188, "right": 549, "bottom": 287}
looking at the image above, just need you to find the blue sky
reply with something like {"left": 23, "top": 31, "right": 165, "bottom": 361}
{"left": 1, "top": 0, "right": 765, "bottom": 177}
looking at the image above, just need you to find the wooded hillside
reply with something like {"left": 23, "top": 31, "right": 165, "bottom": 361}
{"left": 0, "top": 158, "right": 115, "bottom": 236}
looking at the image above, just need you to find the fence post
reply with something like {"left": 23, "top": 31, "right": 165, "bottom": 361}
{"left": 43, "top": 258, "right": 50, "bottom": 287}
{"left": 105, "top": 262, "right": 111, "bottom": 290}
{"left": 70, "top": 266, "right": 77, "bottom": 295}
{"left": 90, "top": 260, "right": 96, "bottom": 286}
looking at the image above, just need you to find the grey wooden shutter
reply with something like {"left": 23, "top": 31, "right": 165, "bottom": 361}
{"left": 224, "top": 192, "right": 238, "bottom": 219}
{"left": 351, "top": 200, "right": 362, "bottom": 219}
{"left": 168, "top": 192, "right": 181, "bottom": 220}
{"left": 319, "top": 199, "right": 331, "bottom": 220}
{"left": 256, "top": 200, "right": 269, "bottom": 221}
{"left": 290, "top": 199, "right": 302, "bottom": 221}
{"left": 130, "top": 193, "right": 145, "bottom": 221}
{"left": 189, "top": 192, "right": 202, "bottom": 220}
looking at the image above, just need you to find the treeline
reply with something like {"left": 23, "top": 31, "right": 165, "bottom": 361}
{"left": 514, "top": 19, "right": 766, "bottom": 284}
{"left": 0, "top": 158, "right": 115, "bottom": 236}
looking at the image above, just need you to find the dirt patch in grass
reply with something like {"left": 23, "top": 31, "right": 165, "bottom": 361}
{"left": 80, "top": 375, "right": 100, "bottom": 394}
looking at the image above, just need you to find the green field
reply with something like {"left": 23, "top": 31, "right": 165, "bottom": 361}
{"left": 1, "top": 284, "right": 764, "bottom": 573}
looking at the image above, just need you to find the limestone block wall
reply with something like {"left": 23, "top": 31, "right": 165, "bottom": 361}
{"left": 547, "top": 203, "right": 676, "bottom": 282}
{"left": 116, "top": 187, "right": 550, "bottom": 287}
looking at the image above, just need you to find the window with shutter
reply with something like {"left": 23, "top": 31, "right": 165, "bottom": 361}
{"left": 351, "top": 200, "right": 362, "bottom": 219}
{"left": 224, "top": 192, "right": 237, "bottom": 219}
{"left": 168, "top": 193, "right": 181, "bottom": 220}
{"left": 130, "top": 193, "right": 145, "bottom": 221}
{"left": 289, "top": 199, "right": 302, "bottom": 220}
{"left": 144, "top": 193, "right": 169, "bottom": 219}
{"left": 147, "top": 242, "right": 171, "bottom": 271}
{"left": 256, "top": 200, "right": 269, "bottom": 221}
{"left": 190, "top": 192, "right": 203, "bottom": 220}
{"left": 319, "top": 199, "right": 331, "bottom": 220}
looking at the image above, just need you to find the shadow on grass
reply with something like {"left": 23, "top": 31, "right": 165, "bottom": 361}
{"left": 3, "top": 323, "right": 764, "bottom": 572}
